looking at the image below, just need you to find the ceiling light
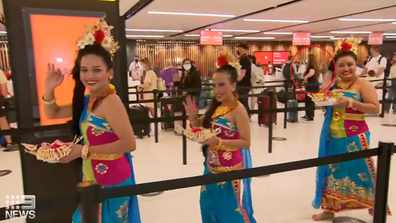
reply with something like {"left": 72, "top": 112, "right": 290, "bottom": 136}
{"left": 148, "top": 11, "right": 234, "bottom": 18}
{"left": 384, "top": 33, "right": 396, "bottom": 35}
{"left": 126, "top": 35, "right": 164, "bottom": 38}
{"left": 126, "top": 29, "right": 182, "bottom": 32}
{"left": 330, "top": 37, "right": 344, "bottom": 40}
{"left": 263, "top": 32, "right": 292, "bottom": 35}
{"left": 393, "top": 22, "right": 396, "bottom": 24}
{"left": 208, "top": 29, "right": 260, "bottom": 33}
{"left": 385, "top": 36, "right": 396, "bottom": 39}
{"left": 185, "top": 34, "right": 233, "bottom": 37}
{"left": 330, "top": 31, "right": 372, "bottom": 34}
{"left": 234, "top": 37, "right": 275, "bottom": 40}
{"left": 244, "top": 18, "right": 308, "bottom": 23}
{"left": 339, "top": 18, "right": 396, "bottom": 22}
{"left": 311, "top": 36, "right": 334, "bottom": 38}
{"left": 0, "top": 31, "right": 6, "bottom": 34}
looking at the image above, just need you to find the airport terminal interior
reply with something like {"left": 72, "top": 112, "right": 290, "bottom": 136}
{"left": 0, "top": 0, "right": 396, "bottom": 222}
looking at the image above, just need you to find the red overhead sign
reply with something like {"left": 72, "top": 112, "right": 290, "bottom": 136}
{"left": 200, "top": 30, "right": 223, "bottom": 45}
{"left": 368, "top": 32, "right": 383, "bottom": 45}
{"left": 293, "top": 32, "right": 311, "bottom": 45}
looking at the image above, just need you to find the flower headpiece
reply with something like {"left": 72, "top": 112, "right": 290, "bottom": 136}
{"left": 340, "top": 42, "right": 352, "bottom": 52}
{"left": 77, "top": 17, "right": 119, "bottom": 57}
{"left": 335, "top": 38, "right": 361, "bottom": 54}
{"left": 217, "top": 48, "right": 241, "bottom": 76}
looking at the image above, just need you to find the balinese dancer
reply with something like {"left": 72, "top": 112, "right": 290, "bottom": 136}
{"left": 312, "top": 42, "right": 391, "bottom": 221}
{"left": 42, "top": 18, "right": 141, "bottom": 223}
{"left": 183, "top": 50, "right": 256, "bottom": 223}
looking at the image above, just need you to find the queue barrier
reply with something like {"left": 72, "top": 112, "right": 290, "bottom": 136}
{"left": 0, "top": 141, "right": 394, "bottom": 222}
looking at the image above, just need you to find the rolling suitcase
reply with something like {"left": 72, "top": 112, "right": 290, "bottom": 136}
{"left": 129, "top": 105, "right": 150, "bottom": 138}
{"left": 287, "top": 99, "right": 298, "bottom": 123}
{"left": 257, "top": 95, "right": 277, "bottom": 127}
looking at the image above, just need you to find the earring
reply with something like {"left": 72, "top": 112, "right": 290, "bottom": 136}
{"left": 109, "top": 75, "right": 113, "bottom": 80}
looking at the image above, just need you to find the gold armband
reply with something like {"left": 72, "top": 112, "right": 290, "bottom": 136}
{"left": 41, "top": 96, "right": 56, "bottom": 105}
{"left": 347, "top": 98, "right": 354, "bottom": 108}
{"left": 216, "top": 137, "right": 223, "bottom": 147}
{"left": 81, "top": 145, "right": 90, "bottom": 159}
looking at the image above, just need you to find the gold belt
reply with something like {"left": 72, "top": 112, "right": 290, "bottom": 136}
{"left": 89, "top": 153, "right": 123, "bottom": 161}
{"left": 332, "top": 112, "right": 365, "bottom": 121}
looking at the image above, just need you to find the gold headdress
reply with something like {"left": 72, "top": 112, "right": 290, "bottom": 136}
{"left": 77, "top": 17, "right": 119, "bottom": 57}
{"left": 217, "top": 48, "right": 241, "bottom": 76}
{"left": 335, "top": 38, "right": 362, "bottom": 54}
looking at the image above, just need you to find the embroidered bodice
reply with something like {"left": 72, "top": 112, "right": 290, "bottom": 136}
{"left": 207, "top": 117, "right": 244, "bottom": 173}
{"left": 330, "top": 90, "right": 368, "bottom": 138}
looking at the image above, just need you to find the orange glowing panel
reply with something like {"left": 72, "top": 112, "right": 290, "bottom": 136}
{"left": 30, "top": 15, "right": 100, "bottom": 125}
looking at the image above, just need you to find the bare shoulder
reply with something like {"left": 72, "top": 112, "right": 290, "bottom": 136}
{"left": 234, "top": 101, "right": 249, "bottom": 115}
{"left": 102, "top": 94, "right": 123, "bottom": 108}
{"left": 357, "top": 78, "right": 374, "bottom": 89}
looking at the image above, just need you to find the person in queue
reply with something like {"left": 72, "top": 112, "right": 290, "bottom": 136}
{"left": 0, "top": 69, "right": 18, "bottom": 151}
{"left": 312, "top": 42, "right": 391, "bottom": 221}
{"left": 303, "top": 54, "right": 320, "bottom": 122}
{"left": 139, "top": 58, "right": 158, "bottom": 118}
{"left": 180, "top": 58, "right": 201, "bottom": 99}
{"left": 42, "top": 18, "right": 141, "bottom": 223}
{"left": 183, "top": 49, "right": 255, "bottom": 223}
{"left": 236, "top": 43, "right": 252, "bottom": 116}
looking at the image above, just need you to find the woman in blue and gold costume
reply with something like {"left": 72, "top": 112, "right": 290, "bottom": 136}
{"left": 183, "top": 50, "right": 256, "bottom": 223}
{"left": 42, "top": 18, "right": 141, "bottom": 223}
{"left": 312, "top": 42, "right": 391, "bottom": 221}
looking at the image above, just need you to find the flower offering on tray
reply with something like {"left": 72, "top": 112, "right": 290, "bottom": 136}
{"left": 309, "top": 91, "right": 340, "bottom": 107}
{"left": 22, "top": 136, "right": 83, "bottom": 163}
{"left": 175, "top": 124, "right": 220, "bottom": 143}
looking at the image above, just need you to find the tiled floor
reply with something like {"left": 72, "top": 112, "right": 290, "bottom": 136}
{"left": 1, "top": 109, "right": 395, "bottom": 223}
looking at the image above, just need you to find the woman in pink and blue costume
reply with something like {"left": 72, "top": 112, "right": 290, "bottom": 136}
{"left": 42, "top": 18, "right": 141, "bottom": 223}
{"left": 312, "top": 43, "right": 391, "bottom": 221}
{"left": 184, "top": 53, "right": 256, "bottom": 223}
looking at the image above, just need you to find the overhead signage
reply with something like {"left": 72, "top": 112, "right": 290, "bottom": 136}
{"left": 200, "top": 30, "right": 223, "bottom": 45}
{"left": 293, "top": 32, "right": 311, "bottom": 45}
{"left": 368, "top": 32, "right": 383, "bottom": 45}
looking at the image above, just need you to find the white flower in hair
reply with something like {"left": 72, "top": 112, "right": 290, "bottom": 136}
{"left": 76, "top": 17, "right": 119, "bottom": 57}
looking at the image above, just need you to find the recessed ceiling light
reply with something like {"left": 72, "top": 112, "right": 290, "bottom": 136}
{"left": 208, "top": 29, "right": 260, "bottom": 33}
{"left": 330, "top": 31, "right": 372, "bottom": 34}
{"left": 244, "top": 18, "right": 308, "bottom": 23}
{"left": 0, "top": 31, "right": 6, "bottom": 34}
{"left": 384, "top": 33, "right": 396, "bottom": 35}
{"left": 185, "top": 34, "right": 233, "bottom": 37}
{"left": 263, "top": 32, "right": 292, "bottom": 35}
{"left": 339, "top": 18, "right": 396, "bottom": 22}
{"left": 385, "top": 36, "right": 396, "bottom": 39}
{"left": 126, "top": 29, "right": 182, "bottom": 32}
{"left": 311, "top": 36, "right": 334, "bottom": 38}
{"left": 393, "top": 22, "right": 396, "bottom": 24}
{"left": 126, "top": 35, "right": 164, "bottom": 38}
{"left": 234, "top": 37, "right": 275, "bottom": 40}
{"left": 148, "top": 11, "right": 234, "bottom": 18}
{"left": 330, "top": 37, "right": 344, "bottom": 40}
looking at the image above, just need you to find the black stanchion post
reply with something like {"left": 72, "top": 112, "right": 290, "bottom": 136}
{"left": 182, "top": 107, "right": 188, "bottom": 165}
{"left": 373, "top": 141, "right": 394, "bottom": 223}
{"left": 78, "top": 181, "right": 100, "bottom": 223}
{"left": 268, "top": 90, "right": 274, "bottom": 153}
{"left": 379, "top": 78, "right": 386, "bottom": 118}
{"left": 153, "top": 90, "right": 159, "bottom": 143}
{"left": 283, "top": 82, "right": 288, "bottom": 129}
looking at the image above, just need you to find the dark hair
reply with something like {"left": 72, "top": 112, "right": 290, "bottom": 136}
{"left": 247, "top": 55, "right": 257, "bottom": 65}
{"left": 201, "top": 64, "right": 238, "bottom": 158}
{"left": 181, "top": 58, "right": 197, "bottom": 81}
{"left": 333, "top": 50, "right": 357, "bottom": 64}
{"left": 371, "top": 45, "right": 380, "bottom": 52}
{"left": 306, "top": 54, "right": 320, "bottom": 78}
{"left": 287, "top": 55, "right": 293, "bottom": 61}
{"left": 71, "top": 44, "right": 113, "bottom": 137}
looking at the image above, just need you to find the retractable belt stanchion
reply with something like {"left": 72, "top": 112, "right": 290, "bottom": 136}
{"left": 153, "top": 90, "right": 159, "bottom": 143}
{"left": 78, "top": 181, "right": 100, "bottom": 223}
{"left": 182, "top": 107, "right": 188, "bottom": 165}
{"left": 268, "top": 90, "right": 275, "bottom": 153}
{"left": 373, "top": 141, "right": 394, "bottom": 223}
{"left": 379, "top": 78, "right": 387, "bottom": 118}
{"left": 283, "top": 83, "right": 288, "bottom": 129}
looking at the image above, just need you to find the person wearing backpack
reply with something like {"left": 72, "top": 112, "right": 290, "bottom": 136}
{"left": 282, "top": 55, "right": 297, "bottom": 88}
{"left": 362, "top": 46, "right": 388, "bottom": 100}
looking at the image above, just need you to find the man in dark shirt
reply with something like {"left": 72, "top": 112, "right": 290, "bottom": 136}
{"left": 237, "top": 43, "right": 252, "bottom": 115}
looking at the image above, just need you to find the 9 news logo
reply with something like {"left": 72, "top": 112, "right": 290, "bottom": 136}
{"left": 5, "top": 195, "right": 36, "bottom": 219}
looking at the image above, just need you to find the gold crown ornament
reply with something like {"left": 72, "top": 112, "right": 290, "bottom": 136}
{"left": 76, "top": 17, "right": 119, "bottom": 57}
{"left": 335, "top": 38, "right": 362, "bottom": 54}
{"left": 217, "top": 48, "right": 241, "bottom": 76}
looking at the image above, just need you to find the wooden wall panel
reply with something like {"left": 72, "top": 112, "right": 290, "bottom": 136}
{"left": 135, "top": 40, "right": 369, "bottom": 77}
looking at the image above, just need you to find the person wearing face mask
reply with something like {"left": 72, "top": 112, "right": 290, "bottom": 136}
{"left": 128, "top": 55, "right": 144, "bottom": 81}
{"left": 385, "top": 52, "right": 396, "bottom": 114}
{"left": 180, "top": 58, "right": 201, "bottom": 99}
